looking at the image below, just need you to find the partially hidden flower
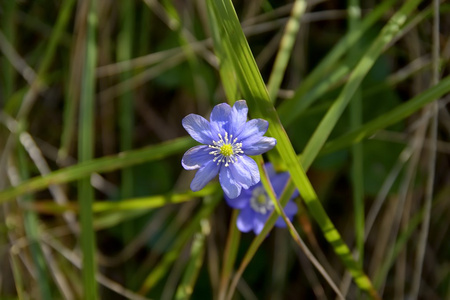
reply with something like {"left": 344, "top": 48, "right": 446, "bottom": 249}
{"left": 224, "top": 163, "right": 298, "bottom": 234}
{"left": 182, "top": 100, "right": 277, "bottom": 199}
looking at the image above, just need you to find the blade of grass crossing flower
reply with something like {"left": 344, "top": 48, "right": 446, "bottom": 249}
{"left": 174, "top": 227, "right": 207, "bottom": 300}
{"left": 347, "top": 0, "right": 365, "bottom": 265}
{"left": 78, "top": 0, "right": 98, "bottom": 298}
{"left": 207, "top": 1, "right": 378, "bottom": 297}
{"left": 117, "top": 0, "right": 135, "bottom": 285}
{"left": 226, "top": 172, "right": 297, "bottom": 300}
{"left": 277, "top": 0, "right": 398, "bottom": 125}
{"left": 0, "top": 137, "right": 197, "bottom": 203}
{"left": 255, "top": 157, "right": 344, "bottom": 299}
{"left": 17, "top": 145, "right": 53, "bottom": 299}
{"left": 266, "top": 0, "right": 306, "bottom": 103}
{"left": 138, "top": 194, "right": 221, "bottom": 295}
{"left": 301, "top": 0, "right": 422, "bottom": 171}
{"left": 321, "top": 75, "right": 450, "bottom": 155}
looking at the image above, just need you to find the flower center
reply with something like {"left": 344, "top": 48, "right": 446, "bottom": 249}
{"left": 220, "top": 144, "right": 233, "bottom": 157}
{"left": 208, "top": 132, "right": 244, "bottom": 167}
{"left": 250, "top": 186, "right": 274, "bottom": 214}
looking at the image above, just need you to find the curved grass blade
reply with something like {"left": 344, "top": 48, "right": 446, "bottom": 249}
{"left": 0, "top": 136, "right": 196, "bottom": 203}
{"left": 207, "top": 0, "right": 378, "bottom": 297}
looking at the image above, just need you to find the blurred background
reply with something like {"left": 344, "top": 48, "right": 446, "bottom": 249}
{"left": 0, "top": 0, "right": 449, "bottom": 299}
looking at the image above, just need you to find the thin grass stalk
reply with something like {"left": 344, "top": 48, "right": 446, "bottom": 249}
{"left": 30, "top": 183, "right": 218, "bottom": 214}
{"left": 225, "top": 180, "right": 297, "bottom": 300}
{"left": 266, "top": 0, "right": 306, "bottom": 103}
{"left": 174, "top": 226, "right": 207, "bottom": 300}
{"left": 255, "top": 158, "right": 344, "bottom": 300}
{"left": 78, "top": 0, "right": 98, "bottom": 298}
{"left": 217, "top": 210, "right": 240, "bottom": 300}
{"left": 347, "top": 0, "right": 365, "bottom": 266}
{"left": 410, "top": 1, "right": 440, "bottom": 297}
{"left": 207, "top": 0, "right": 378, "bottom": 297}
{"left": 9, "top": 246, "right": 26, "bottom": 300}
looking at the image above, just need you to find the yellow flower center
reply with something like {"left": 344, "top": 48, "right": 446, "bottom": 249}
{"left": 256, "top": 194, "right": 267, "bottom": 205}
{"left": 209, "top": 132, "right": 244, "bottom": 167}
{"left": 220, "top": 144, "right": 234, "bottom": 157}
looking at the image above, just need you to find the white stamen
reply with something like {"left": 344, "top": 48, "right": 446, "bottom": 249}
{"left": 208, "top": 131, "right": 244, "bottom": 167}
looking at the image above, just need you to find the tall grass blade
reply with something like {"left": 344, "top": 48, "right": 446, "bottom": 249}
{"left": 78, "top": 0, "right": 98, "bottom": 298}
{"left": 266, "top": 0, "right": 306, "bottom": 103}
{"left": 347, "top": 0, "right": 365, "bottom": 265}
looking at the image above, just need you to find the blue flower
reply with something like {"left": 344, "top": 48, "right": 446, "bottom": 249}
{"left": 224, "top": 163, "right": 298, "bottom": 234}
{"left": 182, "top": 100, "right": 277, "bottom": 199}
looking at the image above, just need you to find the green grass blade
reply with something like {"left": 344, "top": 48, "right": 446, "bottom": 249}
{"left": 78, "top": 0, "right": 98, "bottom": 297}
{"left": 301, "top": 0, "right": 422, "bottom": 171}
{"left": 266, "top": 0, "right": 306, "bottom": 103}
{"left": 0, "top": 136, "right": 196, "bottom": 203}
{"left": 347, "top": 0, "right": 365, "bottom": 265}
{"left": 321, "top": 75, "right": 450, "bottom": 155}
{"left": 217, "top": 210, "right": 240, "bottom": 300}
{"left": 277, "top": 0, "right": 398, "bottom": 125}
{"left": 207, "top": 0, "right": 378, "bottom": 297}
{"left": 30, "top": 183, "right": 219, "bottom": 214}
{"left": 206, "top": 3, "right": 239, "bottom": 102}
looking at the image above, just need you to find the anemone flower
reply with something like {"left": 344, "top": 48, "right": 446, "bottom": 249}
{"left": 224, "top": 163, "right": 298, "bottom": 234}
{"left": 182, "top": 100, "right": 276, "bottom": 199}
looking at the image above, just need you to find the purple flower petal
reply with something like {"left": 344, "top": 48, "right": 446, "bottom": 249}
{"left": 210, "top": 103, "right": 232, "bottom": 137}
{"left": 284, "top": 200, "right": 298, "bottom": 217}
{"left": 182, "top": 114, "right": 213, "bottom": 144}
{"left": 253, "top": 212, "right": 269, "bottom": 234}
{"left": 229, "top": 100, "right": 248, "bottom": 137}
{"left": 237, "top": 119, "right": 269, "bottom": 145}
{"left": 275, "top": 217, "right": 287, "bottom": 227}
{"left": 228, "top": 156, "right": 260, "bottom": 189}
{"left": 219, "top": 166, "right": 242, "bottom": 199}
{"left": 270, "top": 172, "right": 290, "bottom": 197}
{"left": 190, "top": 160, "right": 220, "bottom": 192}
{"left": 275, "top": 200, "right": 297, "bottom": 227}
{"left": 182, "top": 145, "right": 213, "bottom": 170}
{"left": 224, "top": 188, "right": 252, "bottom": 209}
{"left": 242, "top": 137, "right": 277, "bottom": 156}
{"left": 237, "top": 206, "right": 255, "bottom": 232}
